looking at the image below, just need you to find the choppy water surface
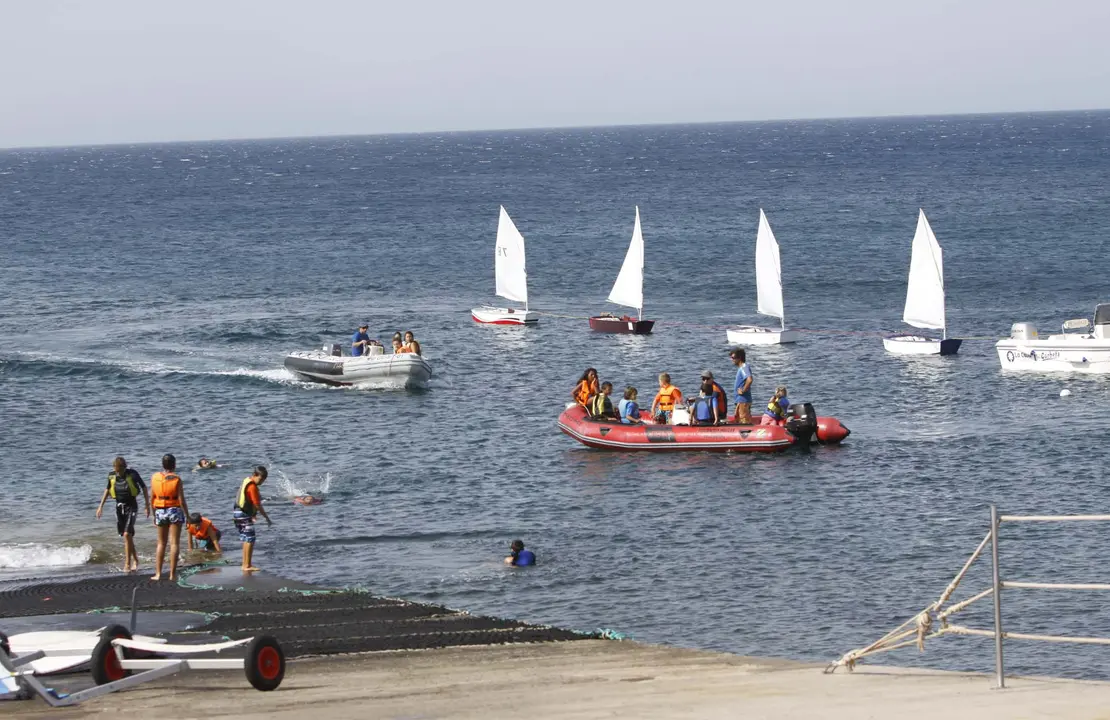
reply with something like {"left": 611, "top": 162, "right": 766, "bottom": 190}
{"left": 2, "top": 113, "right": 1109, "bottom": 678}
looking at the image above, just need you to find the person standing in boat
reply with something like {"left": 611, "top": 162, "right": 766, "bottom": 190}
{"left": 651, "top": 373, "right": 683, "bottom": 423}
{"left": 589, "top": 381, "right": 620, "bottom": 420}
{"left": 618, "top": 386, "right": 643, "bottom": 424}
{"left": 701, "top": 370, "right": 728, "bottom": 421}
{"left": 730, "top": 348, "right": 754, "bottom": 425}
{"left": 572, "top": 368, "right": 600, "bottom": 407}
{"left": 351, "top": 324, "right": 373, "bottom": 356}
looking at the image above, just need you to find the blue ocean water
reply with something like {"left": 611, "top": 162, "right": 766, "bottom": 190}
{"left": 2, "top": 112, "right": 1109, "bottom": 678}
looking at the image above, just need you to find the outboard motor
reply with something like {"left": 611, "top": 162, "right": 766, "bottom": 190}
{"left": 330, "top": 343, "right": 343, "bottom": 357}
{"left": 784, "top": 402, "right": 818, "bottom": 444}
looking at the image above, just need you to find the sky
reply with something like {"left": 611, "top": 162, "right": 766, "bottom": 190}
{"left": 2, "top": 0, "right": 1109, "bottom": 148}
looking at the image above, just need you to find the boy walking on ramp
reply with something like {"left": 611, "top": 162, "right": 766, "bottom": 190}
{"left": 233, "top": 465, "right": 273, "bottom": 572}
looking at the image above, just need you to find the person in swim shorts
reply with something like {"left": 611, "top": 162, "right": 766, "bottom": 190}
{"left": 233, "top": 465, "right": 273, "bottom": 572}
{"left": 150, "top": 454, "right": 189, "bottom": 581}
{"left": 96, "top": 456, "right": 151, "bottom": 572}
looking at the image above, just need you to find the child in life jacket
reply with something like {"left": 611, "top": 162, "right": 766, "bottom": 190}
{"left": 691, "top": 380, "right": 720, "bottom": 426}
{"left": 761, "top": 386, "right": 790, "bottom": 426}
{"left": 651, "top": 373, "right": 682, "bottom": 424}
{"left": 187, "top": 513, "right": 223, "bottom": 553}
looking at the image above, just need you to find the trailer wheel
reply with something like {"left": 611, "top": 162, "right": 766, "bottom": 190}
{"left": 91, "top": 625, "right": 133, "bottom": 685}
{"left": 245, "top": 636, "right": 285, "bottom": 691}
{"left": 0, "top": 631, "right": 9, "bottom": 657}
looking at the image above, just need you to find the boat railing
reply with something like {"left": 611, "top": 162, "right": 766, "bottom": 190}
{"left": 825, "top": 506, "right": 1110, "bottom": 687}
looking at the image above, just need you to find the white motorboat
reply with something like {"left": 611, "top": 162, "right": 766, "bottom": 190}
{"left": 726, "top": 209, "right": 800, "bottom": 346}
{"left": 283, "top": 344, "right": 432, "bottom": 387}
{"left": 471, "top": 206, "right": 538, "bottom": 325}
{"left": 883, "top": 209, "right": 962, "bottom": 356}
{"left": 996, "top": 304, "right": 1110, "bottom": 373}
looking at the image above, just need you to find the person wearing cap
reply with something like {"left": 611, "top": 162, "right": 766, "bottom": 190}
{"left": 187, "top": 513, "right": 222, "bottom": 553}
{"left": 730, "top": 347, "right": 754, "bottom": 424}
{"left": 701, "top": 370, "right": 728, "bottom": 421}
{"left": 351, "top": 324, "right": 373, "bottom": 356}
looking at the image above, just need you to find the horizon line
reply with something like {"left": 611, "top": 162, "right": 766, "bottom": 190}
{"left": 3, "top": 106, "right": 1108, "bottom": 153}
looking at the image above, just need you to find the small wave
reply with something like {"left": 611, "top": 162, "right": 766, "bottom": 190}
{"left": 0, "top": 543, "right": 93, "bottom": 569}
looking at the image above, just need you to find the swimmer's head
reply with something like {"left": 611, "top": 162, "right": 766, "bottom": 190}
{"left": 510, "top": 539, "right": 525, "bottom": 552}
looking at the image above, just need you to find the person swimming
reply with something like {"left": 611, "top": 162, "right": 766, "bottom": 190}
{"left": 193, "top": 457, "right": 220, "bottom": 471}
{"left": 292, "top": 495, "right": 324, "bottom": 506}
{"left": 504, "top": 539, "right": 535, "bottom": 567}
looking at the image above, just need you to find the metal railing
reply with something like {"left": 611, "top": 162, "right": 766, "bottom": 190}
{"left": 827, "top": 505, "right": 1110, "bottom": 687}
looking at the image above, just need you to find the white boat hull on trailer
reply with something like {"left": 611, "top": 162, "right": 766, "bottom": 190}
{"left": 996, "top": 308, "right": 1110, "bottom": 373}
{"left": 726, "top": 326, "right": 800, "bottom": 345}
{"left": 471, "top": 306, "right": 538, "bottom": 325}
{"left": 883, "top": 335, "right": 963, "bottom": 356}
{"left": 284, "top": 347, "right": 432, "bottom": 387}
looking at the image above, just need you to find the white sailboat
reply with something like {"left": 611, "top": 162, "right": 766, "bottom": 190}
{"left": 471, "top": 206, "right": 538, "bottom": 325}
{"left": 589, "top": 206, "right": 654, "bottom": 334}
{"left": 883, "top": 209, "right": 962, "bottom": 356}
{"left": 726, "top": 209, "right": 800, "bottom": 345}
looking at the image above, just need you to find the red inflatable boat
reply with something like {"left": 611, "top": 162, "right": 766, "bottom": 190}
{"left": 557, "top": 404, "right": 849, "bottom": 452}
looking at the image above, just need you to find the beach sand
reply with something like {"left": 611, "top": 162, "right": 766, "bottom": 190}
{"left": 9, "top": 640, "right": 1110, "bottom": 719}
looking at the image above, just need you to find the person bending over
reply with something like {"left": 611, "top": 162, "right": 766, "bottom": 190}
{"left": 187, "top": 513, "right": 223, "bottom": 553}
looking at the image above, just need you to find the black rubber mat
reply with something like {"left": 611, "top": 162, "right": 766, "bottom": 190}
{"left": 0, "top": 573, "right": 587, "bottom": 657}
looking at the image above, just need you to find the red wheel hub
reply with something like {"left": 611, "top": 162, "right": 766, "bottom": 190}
{"left": 257, "top": 646, "right": 280, "bottom": 680}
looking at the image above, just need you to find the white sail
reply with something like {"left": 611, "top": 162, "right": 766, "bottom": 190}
{"left": 606, "top": 206, "right": 644, "bottom": 315}
{"left": 494, "top": 205, "right": 528, "bottom": 306}
{"left": 755, "top": 209, "right": 785, "bottom": 325}
{"left": 902, "top": 209, "right": 946, "bottom": 331}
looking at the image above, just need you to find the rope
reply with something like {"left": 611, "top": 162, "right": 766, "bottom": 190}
{"left": 1000, "top": 514, "right": 1110, "bottom": 522}
{"left": 824, "top": 531, "right": 992, "bottom": 674}
{"left": 1003, "top": 581, "right": 1110, "bottom": 591}
{"left": 945, "top": 626, "right": 1110, "bottom": 646}
{"left": 531, "top": 311, "right": 1000, "bottom": 339}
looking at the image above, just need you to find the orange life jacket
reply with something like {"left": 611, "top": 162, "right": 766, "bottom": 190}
{"left": 151, "top": 472, "right": 182, "bottom": 509}
{"left": 188, "top": 517, "right": 215, "bottom": 540}
{"left": 573, "top": 377, "right": 599, "bottom": 406}
{"left": 655, "top": 384, "right": 682, "bottom": 412}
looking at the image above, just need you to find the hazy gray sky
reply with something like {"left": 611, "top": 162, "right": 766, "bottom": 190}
{"left": 3, "top": 0, "right": 1108, "bottom": 148}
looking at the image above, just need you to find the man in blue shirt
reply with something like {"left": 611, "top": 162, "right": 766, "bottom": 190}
{"left": 351, "top": 324, "right": 372, "bottom": 356}
{"left": 730, "top": 347, "right": 753, "bottom": 424}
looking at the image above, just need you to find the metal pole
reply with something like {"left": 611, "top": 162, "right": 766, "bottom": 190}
{"left": 990, "top": 504, "right": 1005, "bottom": 689}
{"left": 130, "top": 587, "right": 139, "bottom": 634}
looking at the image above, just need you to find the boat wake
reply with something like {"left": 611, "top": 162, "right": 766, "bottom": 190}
{"left": 0, "top": 353, "right": 423, "bottom": 391}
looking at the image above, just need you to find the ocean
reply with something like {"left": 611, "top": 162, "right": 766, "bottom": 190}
{"left": 1, "top": 111, "right": 1109, "bottom": 678}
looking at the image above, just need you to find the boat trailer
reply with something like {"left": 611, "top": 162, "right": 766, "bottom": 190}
{"left": 1, "top": 625, "right": 285, "bottom": 707}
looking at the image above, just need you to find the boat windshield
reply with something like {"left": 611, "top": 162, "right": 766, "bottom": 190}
{"left": 1095, "top": 304, "right": 1110, "bottom": 326}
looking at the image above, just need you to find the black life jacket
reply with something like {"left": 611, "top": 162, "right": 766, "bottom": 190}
{"left": 109, "top": 470, "right": 139, "bottom": 503}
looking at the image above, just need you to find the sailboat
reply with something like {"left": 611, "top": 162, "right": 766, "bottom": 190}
{"left": 471, "top": 206, "right": 539, "bottom": 325}
{"left": 883, "top": 209, "right": 962, "bottom": 356}
{"left": 726, "top": 209, "right": 800, "bottom": 345}
{"left": 589, "top": 206, "right": 654, "bottom": 334}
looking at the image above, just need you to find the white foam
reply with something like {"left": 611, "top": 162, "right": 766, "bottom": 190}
{"left": 274, "top": 470, "right": 333, "bottom": 498}
{"left": 0, "top": 543, "right": 92, "bottom": 569}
